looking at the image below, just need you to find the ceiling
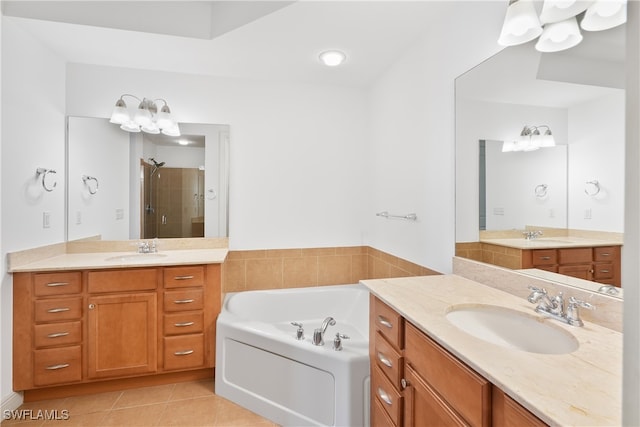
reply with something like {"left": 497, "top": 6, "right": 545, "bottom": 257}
{"left": 2, "top": 0, "right": 475, "bottom": 88}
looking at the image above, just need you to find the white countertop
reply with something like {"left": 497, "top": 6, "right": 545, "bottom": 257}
{"left": 362, "top": 275, "right": 621, "bottom": 427}
{"left": 9, "top": 248, "right": 228, "bottom": 272}
{"left": 481, "top": 236, "right": 621, "bottom": 250}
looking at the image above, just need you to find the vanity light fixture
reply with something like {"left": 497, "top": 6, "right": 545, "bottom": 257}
{"left": 497, "top": 0, "right": 627, "bottom": 52}
{"left": 319, "top": 50, "right": 346, "bottom": 67}
{"left": 109, "top": 94, "right": 180, "bottom": 136}
{"left": 502, "top": 125, "right": 555, "bottom": 152}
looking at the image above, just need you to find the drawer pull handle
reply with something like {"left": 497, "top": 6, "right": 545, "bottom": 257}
{"left": 174, "top": 321, "right": 195, "bottom": 327}
{"left": 47, "top": 332, "right": 70, "bottom": 338}
{"left": 45, "top": 363, "right": 70, "bottom": 370}
{"left": 600, "top": 269, "right": 610, "bottom": 273}
{"left": 174, "top": 350, "right": 194, "bottom": 356}
{"left": 174, "top": 275, "right": 195, "bottom": 280}
{"left": 46, "top": 282, "right": 69, "bottom": 287}
{"left": 174, "top": 299, "right": 195, "bottom": 304}
{"left": 377, "top": 315, "right": 393, "bottom": 329}
{"left": 540, "top": 256, "right": 551, "bottom": 260}
{"left": 601, "top": 253, "right": 610, "bottom": 257}
{"left": 377, "top": 387, "right": 392, "bottom": 406}
{"left": 47, "top": 307, "right": 70, "bottom": 313}
{"left": 377, "top": 352, "right": 393, "bottom": 368}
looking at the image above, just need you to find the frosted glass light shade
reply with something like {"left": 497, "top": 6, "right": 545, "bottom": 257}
{"left": 498, "top": 0, "right": 543, "bottom": 46}
{"left": 161, "top": 123, "right": 181, "bottom": 137}
{"left": 141, "top": 122, "right": 160, "bottom": 134}
{"left": 502, "top": 141, "right": 517, "bottom": 152}
{"left": 134, "top": 107, "right": 152, "bottom": 127}
{"left": 120, "top": 121, "right": 141, "bottom": 133}
{"left": 539, "top": 0, "right": 593, "bottom": 24}
{"left": 535, "top": 16, "right": 583, "bottom": 52}
{"left": 581, "top": 0, "right": 627, "bottom": 31}
{"left": 155, "top": 111, "right": 175, "bottom": 130}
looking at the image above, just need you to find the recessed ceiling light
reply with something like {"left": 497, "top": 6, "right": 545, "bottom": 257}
{"left": 319, "top": 50, "right": 346, "bottom": 67}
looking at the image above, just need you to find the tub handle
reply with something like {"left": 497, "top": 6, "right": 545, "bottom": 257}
{"left": 377, "top": 352, "right": 393, "bottom": 368}
{"left": 377, "top": 387, "right": 393, "bottom": 406}
{"left": 174, "top": 350, "right": 194, "bottom": 356}
{"left": 377, "top": 315, "right": 393, "bottom": 329}
{"left": 290, "top": 322, "right": 305, "bottom": 340}
{"left": 174, "top": 299, "right": 195, "bottom": 304}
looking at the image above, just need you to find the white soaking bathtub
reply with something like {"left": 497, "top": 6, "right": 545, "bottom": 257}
{"left": 215, "top": 284, "right": 370, "bottom": 427}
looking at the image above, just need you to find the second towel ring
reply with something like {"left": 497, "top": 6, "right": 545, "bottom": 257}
{"left": 585, "top": 180, "right": 600, "bottom": 196}
{"left": 82, "top": 175, "right": 99, "bottom": 195}
{"left": 36, "top": 168, "right": 57, "bottom": 192}
{"left": 534, "top": 184, "right": 548, "bottom": 198}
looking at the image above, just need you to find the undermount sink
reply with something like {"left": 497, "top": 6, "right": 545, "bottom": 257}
{"left": 105, "top": 253, "right": 168, "bottom": 262}
{"left": 446, "top": 304, "right": 579, "bottom": 355}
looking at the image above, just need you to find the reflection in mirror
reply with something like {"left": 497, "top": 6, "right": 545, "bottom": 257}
{"left": 455, "top": 27, "right": 625, "bottom": 297}
{"left": 67, "top": 117, "right": 229, "bottom": 241}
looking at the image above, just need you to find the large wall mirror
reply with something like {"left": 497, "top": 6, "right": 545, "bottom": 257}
{"left": 66, "top": 117, "right": 229, "bottom": 241}
{"left": 455, "top": 25, "right": 625, "bottom": 296}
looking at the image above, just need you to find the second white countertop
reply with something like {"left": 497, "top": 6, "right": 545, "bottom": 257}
{"left": 362, "top": 275, "right": 621, "bottom": 427}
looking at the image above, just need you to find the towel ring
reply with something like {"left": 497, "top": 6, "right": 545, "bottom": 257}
{"left": 36, "top": 168, "right": 57, "bottom": 192}
{"left": 82, "top": 175, "right": 99, "bottom": 195}
{"left": 534, "top": 184, "right": 548, "bottom": 198}
{"left": 585, "top": 180, "right": 600, "bottom": 196}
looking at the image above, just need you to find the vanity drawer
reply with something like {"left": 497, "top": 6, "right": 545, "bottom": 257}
{"left": 594, "top": 246, "right": 618, "bottom": 261}
{"left": 34, "top": 297, "right": 82, "bottom": 323}
{"left": 164, "top": 266, "right": 205, "bottom": 288}
{"left": 34, "top": 321, "right": 82, "bottom": 348}
{"left": 34, "top": 272, "right": 82, "bottom": 296}
{"left": 371, "top": 296, "right": 404, "bottom": 349}
{"left": 87, "top": 268, "right": 158, "bottom": 293}
{"left": 374, "top": 331, "right": 403, "bottom": 388}
{"left": 558, "top": 248, "right": 592, "bottom": 264}
{"left": 164, "top": 289, "right": 204, "bottom": 312}
{"left": 372, "top": 395, "right": 397, "bottom": 427}
{"left": 372, "top": 365, "right": 403, "bottom": 426}
{"left": 164, "top": 312, "right": 204, "bottom": 335}
{"left": 405, "top": 322, "right": 490, "bottom": 427}
{"left": 33, "top": 346, "right": 82, "bottom": 386}
{"left": 164, "top": 334, "right": 204, "bottom": 370}
{"left": 593, "top": 262, "right": 614, "bottom": 280}
{"left": 531, "top": 250, "right": 557, "bottom": 266}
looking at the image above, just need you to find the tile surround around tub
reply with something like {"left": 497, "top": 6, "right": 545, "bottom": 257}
{"left": 222, "top": 246, "right": 440, "bottom": 293}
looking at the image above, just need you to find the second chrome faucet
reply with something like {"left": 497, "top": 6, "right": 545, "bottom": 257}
{"left": 527, "top": 286, "right": 594, "bottom": 327}
{"left": 313, "top": 317, "right": 336, "bottom": 346}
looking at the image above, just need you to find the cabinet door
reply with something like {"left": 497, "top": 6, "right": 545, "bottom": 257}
{"left": 403, "top": 365, "right": 467, "bottom": 427}
{"left": 558, "top": 264, "right": 592, "bottom": 281}
{"left": 492, "top": 388, "right": 547, "bottom": 427}
{"left": 87, "top": 293, "right": 157, "bottom": 379}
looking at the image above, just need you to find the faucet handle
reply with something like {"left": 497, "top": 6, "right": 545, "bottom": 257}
{"left": 333, "top": 333, "right": 350, "bottom": 351}
{"left": 566, "top": 296, "right": 595, "bottom": 327}
{"left": 290, "top": 322, "right": 305, "bottom": 340}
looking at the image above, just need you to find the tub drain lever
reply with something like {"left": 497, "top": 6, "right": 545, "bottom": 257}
{"left": 333, "top": 333, "right": 350, "bottom": 351}
{"left": 290, "top": 322, "right": 305, "bottom": 340}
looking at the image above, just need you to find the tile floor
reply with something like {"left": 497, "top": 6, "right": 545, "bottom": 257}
{"left": 2, "top": 379, "right": 278, "bottom": 426}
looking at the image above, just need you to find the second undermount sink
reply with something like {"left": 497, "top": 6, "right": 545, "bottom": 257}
{"left": 446, "top": 304, "right": 579, "bottom": 355}
{"left": 105, "top": 253, "right": 168, "bottom": 262}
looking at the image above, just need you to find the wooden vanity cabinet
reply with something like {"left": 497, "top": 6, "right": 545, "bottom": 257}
{"left": 13, "top": 263, "right": 221, "bottom": 396}
{"left": 369, "top": 295, "right": 547, "bottom": 427}
{"left": 523, "top": 246, "right": 621, "bottom": 287}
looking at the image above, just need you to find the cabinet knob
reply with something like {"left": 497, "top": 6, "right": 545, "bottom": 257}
{"left": 401, "top": 378, "right": 409, "bottom": 389}
{"left": 88, "top": 303, "right": 96, "bottom": 310}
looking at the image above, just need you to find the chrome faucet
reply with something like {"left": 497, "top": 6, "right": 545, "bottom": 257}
{"left": 523, "top": 230, "right": 543, "bottom": 240}
{"left": 137, "top": 239, "right": 158, "bottom": 254}
{"left": 527, "top": 286, "right": 594, "bottom": 326}
{"left": 312, "top": 317, "right": 336, "bottom": 346}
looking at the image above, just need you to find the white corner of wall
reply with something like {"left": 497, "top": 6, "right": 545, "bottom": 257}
{"left": 1, "top": 390, "right": 24, "bottom": 416}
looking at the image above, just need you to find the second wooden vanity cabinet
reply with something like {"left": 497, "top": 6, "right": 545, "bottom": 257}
{"left": 370, "top": 295, "right": 547, "bottom": 427}
{"left": 13, "top": 263, "right": 221, "bottom": 396}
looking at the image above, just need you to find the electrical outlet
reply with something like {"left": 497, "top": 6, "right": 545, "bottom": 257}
{"left": 115, "top": 209, "right": 124, "bottom": 220}
{"left": 75, "top": 211, "right": 82, "bottom": 225}
{"left": 584, "top": 208, "right": 592, "bottom": 219}
{"left": 43, "top": 212, "right": 51, "bottom": 228}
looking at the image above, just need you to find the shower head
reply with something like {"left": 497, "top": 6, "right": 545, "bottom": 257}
{"left": 149, "top": 158, "right": 166, "bottom": 168}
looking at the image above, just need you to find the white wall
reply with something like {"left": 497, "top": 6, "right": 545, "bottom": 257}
{"left": 66, "top": 64, "right": 368, "bottom": 250}
{"left": 1, "top": 17, "right": 67, "bottom": 412}
{"left": 568, "top": 91, "right": 625, "bottom": 232}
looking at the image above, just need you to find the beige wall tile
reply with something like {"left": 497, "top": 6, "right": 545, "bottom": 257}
{"left": 246, "top": 258, "right": 283, "bottom": 290}
{"left": 318, "top": 255, "right": 353, "bottom": 285}
{"left": 283, "top": 257, "right": 318, "bottom": 288}
{"left": 222, "top": 260, "right": 246, "bottom": 293}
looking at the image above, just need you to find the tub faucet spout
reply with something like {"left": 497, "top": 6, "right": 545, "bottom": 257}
{"left": 312, "top": 317, "right": 336, "bottom": 346}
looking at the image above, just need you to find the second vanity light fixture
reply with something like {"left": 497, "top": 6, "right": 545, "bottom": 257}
{"left": 502, "top": 125, "right": 556, "bottom": 152}
{"left": 498, "top": 0, "right": 627, "bottom": 52}
{"left": 109, "top": 94, "right": 180, "bottom": 136}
